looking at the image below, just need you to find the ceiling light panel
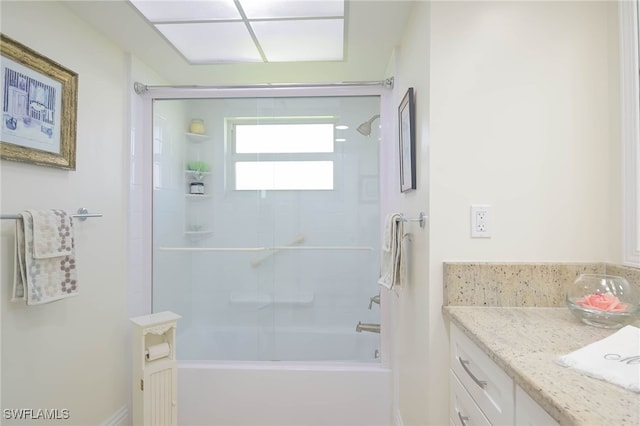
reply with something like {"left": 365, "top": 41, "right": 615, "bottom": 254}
{"left": 130, "top": 0, "right": 241, "bottom": 22}
{"left": 252, "top": 19, "right": 344, "bottom": 62}
{"left": 155, "top": 22, "right": 262, "bottom": 63}
{"left": 239, "top": 0, "right": 344, "bottom": 19}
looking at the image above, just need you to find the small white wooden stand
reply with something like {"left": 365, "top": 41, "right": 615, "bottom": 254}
{"left": 130, "top": 311, "right": 181, "bottom": 426}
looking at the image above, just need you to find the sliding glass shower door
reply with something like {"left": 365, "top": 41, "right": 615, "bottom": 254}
{"left": 151, "top": 94, "right": 381, "bottom": 362}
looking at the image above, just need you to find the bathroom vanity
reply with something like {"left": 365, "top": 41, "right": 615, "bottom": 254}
{"left": 444, "top": 306, "right": 640, "bottom": 425}
{"left": 442, "top": 262, "right": 640, "bottom": 426}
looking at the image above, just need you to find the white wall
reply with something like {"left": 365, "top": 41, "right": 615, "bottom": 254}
{"left": 429, "top": 0, "right": 620, "bottom": 263}
{"left": 388, "top": 1, "right": 621, "bottom": 425}
{"left": 386, "top": 2, "right": 432, "bottom": 425}
{"left": 0, "top": 2, "right": 129, "bottom": 424}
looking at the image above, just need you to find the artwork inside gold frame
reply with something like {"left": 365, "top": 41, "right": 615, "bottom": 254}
{"left": 1, "top": 34, "right": 78, "bottom": 170}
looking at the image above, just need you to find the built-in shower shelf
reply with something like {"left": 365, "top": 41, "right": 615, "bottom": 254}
{"left": 185, "top": 170, "right": 211, "bottom": 177}
{"left": 185, "top": 194, "right": 210, "bottom": 199}
{"left": 185, "top": 132, "right": 209, "bottom": 143}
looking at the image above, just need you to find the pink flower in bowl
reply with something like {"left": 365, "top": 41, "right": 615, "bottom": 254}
{"left": 576, "top": 292, "right": 628, "bottom": 312}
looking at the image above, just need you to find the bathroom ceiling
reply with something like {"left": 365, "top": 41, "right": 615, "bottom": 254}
{"left": 62, "top": 0, "right": 414, "bottom": 85}
{"left": 129, "top": 0, "right": 346, "bottom": 63}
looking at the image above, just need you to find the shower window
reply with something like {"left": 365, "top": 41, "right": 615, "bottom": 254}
{"left": 231, "top": 120, "right": 336, "bottom": 191}
{"left": 235, "top": 161, "right": 334, "bottom": 190}
{"left": 235, "top": 122, "right": 334, "bottom": 153}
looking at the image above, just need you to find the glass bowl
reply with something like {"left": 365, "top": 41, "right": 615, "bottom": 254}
{"left": 566, "top": 273, "right": 640, "bottom": 328}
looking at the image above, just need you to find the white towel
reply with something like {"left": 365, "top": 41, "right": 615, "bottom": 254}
{"left": 13, "top": 209, "right": 78, "bottom": 305}
{"left": 556, "top": 325, "right": 640, "bottom": 392}
{"left": 378, "top": 213, "right": 405, "bottom": 290}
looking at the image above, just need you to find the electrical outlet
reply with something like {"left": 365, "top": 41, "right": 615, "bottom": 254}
{"left": 471, "top": 204, "right": 491, "bottom": 238}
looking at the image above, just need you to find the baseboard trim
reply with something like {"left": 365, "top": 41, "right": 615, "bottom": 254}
{"left": 102, "top": 405, "right": 129, "bottom": 426}
{"left": 394, "top": 408, "right": 404, "bottom": 426}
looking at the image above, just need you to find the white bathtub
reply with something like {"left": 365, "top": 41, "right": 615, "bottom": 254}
{"left": 175, "top": 326, "right": 390, "bottom": 425}
{"left": 178, "top": 361, "right": 392, "bottom": 426}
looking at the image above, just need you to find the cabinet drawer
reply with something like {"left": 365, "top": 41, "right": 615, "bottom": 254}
{"left": 515, "top": 385, "right": 558, "bottom": 426}
{"left": 450, "top": 324, "right": 514, "bottom": 425}
{"left": 451, "top": 370, "right": 491, "bottom": 426}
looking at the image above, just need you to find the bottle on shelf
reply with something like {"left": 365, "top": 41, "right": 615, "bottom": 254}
{"left": 189, "top": 118, "right": 206, "bottom": 135}
{"left": 189, "top": 181, "right": 205, "bottom": 195}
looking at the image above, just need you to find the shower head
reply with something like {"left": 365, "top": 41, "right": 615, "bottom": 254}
{"left": 357, "top": 114, "right": 380, "bottom": 136}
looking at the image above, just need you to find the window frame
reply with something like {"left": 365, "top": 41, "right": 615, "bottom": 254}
{"left": 621, "top": 0, "right": 640, "bottom": 266}
{"left": 227, "top": 116, "right": 339, "bottom": 191}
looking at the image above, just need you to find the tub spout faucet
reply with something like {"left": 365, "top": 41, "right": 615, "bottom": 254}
{"left": 368, "top": 294, "right": 380, "bottom": 309}
{"left": 356, "top": 322, "right": 380, "bottom": 333}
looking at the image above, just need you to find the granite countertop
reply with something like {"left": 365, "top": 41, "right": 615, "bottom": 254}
{"left": 443, "top": 306, "right": 640, "bottom": 426}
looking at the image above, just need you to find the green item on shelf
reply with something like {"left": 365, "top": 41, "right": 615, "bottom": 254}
{"left": 187, "top": 161, "right": 210, "bottom": 172}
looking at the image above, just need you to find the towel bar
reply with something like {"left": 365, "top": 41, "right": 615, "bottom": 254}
{"left": 0, "top": 207, "right": 102, "bottom": 222}
{"left": 158, "top": 245, "right": 374, "bottom": 252}
{"left": 397, "top": 212, "right": 426, "bottom": 228}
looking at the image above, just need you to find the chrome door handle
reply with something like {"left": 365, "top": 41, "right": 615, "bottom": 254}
{"left": 457, "top": 410, "right": 469, "bottom": 426}
{"left": 458, "top": 356, "right": 487, "bottom": 389}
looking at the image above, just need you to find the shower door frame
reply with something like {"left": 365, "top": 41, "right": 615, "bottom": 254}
{"left": 131, "top": 83, "right": 394, "bottom": 367}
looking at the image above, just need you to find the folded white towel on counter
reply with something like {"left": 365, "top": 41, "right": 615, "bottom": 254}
{"left": 378, "top": 213, "right": 405, "bottom": 290}
{"left": 556, "top": 325, "right": 640, "bottom": 392}
{"left": 13, "top": 209, "right": 78, "bottom": 305}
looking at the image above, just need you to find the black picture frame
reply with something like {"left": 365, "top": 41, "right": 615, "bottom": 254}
{"left": 398, "top": 87, "right": 416, "bottom": 192}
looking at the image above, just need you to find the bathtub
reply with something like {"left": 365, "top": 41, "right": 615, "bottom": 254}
{"left": 175, "top": 326, "right": 391, "bottom": 425}
{"left": 178, "top": 361, "right": 391, "bottom": 426}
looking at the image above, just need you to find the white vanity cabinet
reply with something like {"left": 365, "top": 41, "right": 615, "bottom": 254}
{"left": 450, "top": 324, "right": 514, "bottom": 425}
{"left": 515, "top": 385, "right": 558, "bottom": 426}
{"left": 450, "top": 369, "right": 491, "bottom": 426}
{"left": 450, "top": 324, "right": 558, "bottom": 426}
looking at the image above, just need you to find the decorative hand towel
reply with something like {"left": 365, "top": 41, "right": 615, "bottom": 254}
{"left": 29, "top": 209, "right": 74, "bottom": 258}
{"left": 556, "top": 325, "right": 640, "bottom": 392}
{"left": 378, "top": 213, "right": 404, "bottom": 290}
{"left": 399, "top": 233, "right": 411, "bottom": 287}
{"left": 13, "top": 209, "right": 78, "bottom": 305}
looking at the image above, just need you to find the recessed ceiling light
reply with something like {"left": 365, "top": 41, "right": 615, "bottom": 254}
{"left": 252, "top": 19, "right": 344, "bottom": 62}
{"left": 156, "top": 22, "right": 262, "bottom": 63}
{"left": 241, "top": 0, "right": 344, "bottom": 19}
{"left": 128, "top": 0, "right": 345, "bottom": 64}
{"left": 130, "top": 0, "right": 240, "bottom": 22}
{"left": 335, "top": 138, "right": 347, "bottom": 142}
{"left": 335, "top": 125, "right": 349, "bottom": 130}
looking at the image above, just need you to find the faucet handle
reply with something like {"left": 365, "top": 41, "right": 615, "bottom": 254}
{"left": 368, "top": 294, "right": 380, "bottom": 309}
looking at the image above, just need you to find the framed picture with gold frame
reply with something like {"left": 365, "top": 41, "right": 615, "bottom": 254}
{"left": 1, "top": 34, "right": 78, "bottom": 170}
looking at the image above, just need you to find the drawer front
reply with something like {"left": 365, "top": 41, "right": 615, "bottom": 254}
{"left": 451, "top": 370, "right": 491, "bottom": 426}
{"left": 515, "top": 385, "right": 559, "bottom": 426}
{"left": 450, "top": 324, "right": 514, "bottom": 425}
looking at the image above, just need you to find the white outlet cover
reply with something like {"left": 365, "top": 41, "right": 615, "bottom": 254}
{"left": 471, "top": 204, "right": 491, "bottom": 238}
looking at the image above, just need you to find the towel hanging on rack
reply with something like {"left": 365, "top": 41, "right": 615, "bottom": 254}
{"left": 13, "top": 209, "right": 79, "bottom": 305}
{"left": 378, "top": 213, "right": 406, "bottom": 291}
